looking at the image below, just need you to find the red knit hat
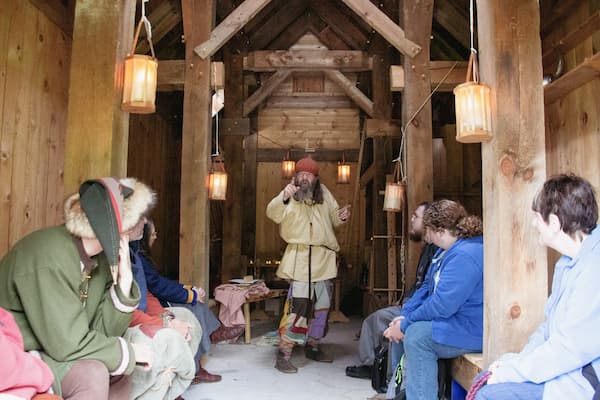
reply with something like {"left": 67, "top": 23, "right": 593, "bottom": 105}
{"left": 296, "top": 156, "right": 319, "bottom": 176}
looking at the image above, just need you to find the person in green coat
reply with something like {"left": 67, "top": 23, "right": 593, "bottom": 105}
{"left": 0, "top": 177, "right": 156, "bottom": 399}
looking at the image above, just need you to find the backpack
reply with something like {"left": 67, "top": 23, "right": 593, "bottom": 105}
{"left": 371, "top": 345, "right": 388, "bottom": 393}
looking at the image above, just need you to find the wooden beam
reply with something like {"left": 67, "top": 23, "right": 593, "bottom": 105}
{"left": 244, "top": 50, "right": 372, "bottom": 71}
{"left": 340, "top": 0, "right": 421, "bottom": 58}
{"left": 194, "top": 0, "right": 273, "bottom": 59}
{"left": 309, "top": 0, "right": 369, "bottom": 49}
{"left": 323, "top": 70, "right": 374, "bottom": 117}
{"left": 544, "top": 52, "right": 600, "bottom": 105}
{"left": 136, "top": 0, "right": 182, "bottom": 54}
{"left": 256, "top": 148, "right": 359, "bottom": 162}
{"left": 267, "top": 13, "right": 311, "bottom": 50}
{"left": 451, "top": 353, "right": 483, "bottom": 390}
{"left": 266, "top": 95, "right": 353, "bottom": 109}
{"left": 403, "top": 0, "right": 434, "bottom": 294}
{"left": 29, "top": 0, "right": 75, "bottom": 36}
{"left": 248, "top": 0, "right": 307, "bottom": 50}
{"left": 359, "top": 162, "right": 375, "bottom": 188}
{"left": 157, "top": 60, "right": 185, "bottom": 91}
{"left": 542, "top": 11, "right": 600, "bottom": 71}
{"left": 179, "top": 0, "right": 215, "bottom": 290}
{"left": 243, "top": 69, "right": 293, "bottom": 116}
{"left": 366, "top": 119, "right": 402, "bottom": 137}
{"left": 433, "top": 0, "right": 469, "bottom": 50}
{"left": 64, "top": 0, "right": 135, "bottom": 193}
{"left": 390, "top": 61, "right": 468, "bottom": 92}
{"left": 478, "top": 0, "right": 547, "bottom": 365}
{"left": 220, "top": 118, "right": 251, "bottom": 135}
{"left": 386, "top": 174, "right": 398, "bottom": 305}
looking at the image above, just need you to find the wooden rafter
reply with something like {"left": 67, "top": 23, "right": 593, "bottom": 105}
{"left": 243, "top": 69, "right": 293, "bottom": 116}
{"left": 309, "top": 0, "right": 369, "bottom": 49}
{"left": 248, "top": 0, "right": 307, "bottom": 50}
{"left": 433, "top": 0, "right": 469, "bottom": 50}
{"left": 194, "top": 0, "right": 273, "bottom": 59}
{"left": 244, "top": 50, "right": 373, "bottom": 71}
{"left": 267, "top": 13, "right": 312, "bottom": 50}
{"left": 390, "top": 61, "right": 468, "bottom": 92}
{"left": 157, "top": 60, "right": 185, "bottom": 91}
{"left": 340, "top": 0, "right": 421, "bottom": 57}
{"left": 323, "top": 69, "right": 374, "bottom": 117}
{"left": 136, "top": 0, "right": 182, "bottom": 54}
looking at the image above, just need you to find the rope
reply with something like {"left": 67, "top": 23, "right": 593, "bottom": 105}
{"left": 466, "top": 371, "right": 492, "bottom": 400}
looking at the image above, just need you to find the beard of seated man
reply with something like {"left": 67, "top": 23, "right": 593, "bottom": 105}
{"left": 293, "top": 177, "right": 323, "bottom": 204}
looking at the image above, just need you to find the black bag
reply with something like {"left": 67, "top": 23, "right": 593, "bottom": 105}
{"left": 371, "top": 345, "right": 388, "bottom": 393}
{"left": 392, "top": 356, "right": 451, "bottom": 400}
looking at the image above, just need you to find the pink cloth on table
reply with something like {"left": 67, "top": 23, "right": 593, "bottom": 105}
{"left": 214, "top": 282, "right": 271, "bottom": 327}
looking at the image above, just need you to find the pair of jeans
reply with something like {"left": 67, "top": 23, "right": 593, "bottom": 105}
{"left": 473, "top": 370, "right": 544, "bottom": 400}
{"left": 404, "top": 320, "right": 478, "bottom": 399}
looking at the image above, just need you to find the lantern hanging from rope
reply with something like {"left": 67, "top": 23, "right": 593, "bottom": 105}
{"left": 282, "top": 150, "right": 295, "bottom": 179}
{"left": 208, "top": 110, "right": 227, "bottom": 201}
{"left": 337, "top": 152, "right": 350, "bottom": 184}
{"left": 122, "top": 0, "right": 157, "bottom": 114}
{"left": 383, "top": 161, "right": 406, "bottom": 212}
{"left": 453, "top": 0, "right": 492, "bottom": 143}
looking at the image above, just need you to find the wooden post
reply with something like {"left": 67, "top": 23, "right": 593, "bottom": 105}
{"left": 477, "top": 0, "right": 548, "bottom": 365}
{"left": 179, "top": 0, "right": 215, "bottom": 290}
{"left": 403, "top": 0, "right": 434, "bottom": 289}
{"left": 64, "top": 0, "right": 136, "bottom": 193}
{"left": 222, "top": 48, "right": 246, "bottom": 282}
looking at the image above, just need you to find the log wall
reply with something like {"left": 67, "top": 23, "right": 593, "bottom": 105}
{"left": 0, "top": 1, "right": 71, "bottom": 256}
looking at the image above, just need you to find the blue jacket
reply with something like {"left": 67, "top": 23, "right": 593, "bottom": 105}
{"left": 400, "top": 235, "right": 484, "bottom": 351}
{"left": 129, "top": 242, "right": 197, "bottom": 306}
{"left": 492, "top": 225, "right": 600, "bottom": 399}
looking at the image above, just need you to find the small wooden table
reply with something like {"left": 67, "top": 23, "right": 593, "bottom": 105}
{"left": 242, "top": 288, "right": 287, "bottom": 344}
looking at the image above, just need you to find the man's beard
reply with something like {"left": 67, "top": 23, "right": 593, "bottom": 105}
{"left": 409, "top": 231, "right": 422, "bottom": 242}
{"left": 294, "top": 180, "right": 315, "bottom": 202}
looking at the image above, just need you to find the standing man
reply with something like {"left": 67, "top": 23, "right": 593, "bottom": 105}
{"left": 266, "top": 155, "right": 350, "bottom": 373}
{"left": 346, "top": 202, "right": 438, "bottom": 379}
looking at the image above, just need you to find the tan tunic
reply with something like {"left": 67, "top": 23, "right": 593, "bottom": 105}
{"left": 266, "top": 184, "right": 345, "bottom": 282}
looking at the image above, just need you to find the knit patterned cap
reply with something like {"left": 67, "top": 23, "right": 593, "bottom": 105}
{"left": 296, "top": 155, "right": 319, "bottom": 176}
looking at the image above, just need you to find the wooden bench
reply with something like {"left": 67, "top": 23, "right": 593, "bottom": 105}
{"left": 242, "top": 288, "right": 287, "bottom": 344}
{"left": 451, "top": 353, "right": 484, "bottom": 391}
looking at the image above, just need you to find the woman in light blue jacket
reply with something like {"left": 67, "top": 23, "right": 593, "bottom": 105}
{"left": 475, "top": 174, "right": 600, "bottom": 400}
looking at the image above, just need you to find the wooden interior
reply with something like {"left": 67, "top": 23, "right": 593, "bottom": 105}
{"left": 1, "top": 0, "right": 600, "bottom": 385}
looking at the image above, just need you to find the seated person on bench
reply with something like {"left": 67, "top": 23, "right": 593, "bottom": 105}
{"left": 346, "top": 202, "right": 437, "bottom": 379}
{"left": 473, "top": 174, "right": 600, "bottom": 400}
{"left": 385, "top": 199, "right": 484, "bottom": 399}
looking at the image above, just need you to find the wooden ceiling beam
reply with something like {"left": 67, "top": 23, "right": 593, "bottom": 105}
{"left": 309, "top": 0, "right": 369, "bottom": 49}
{"left": 432, "top": 0, "right": 469, "bottom": 50}
{"left": 267, "top": 13, "right": 312, "bottom": 50}
{"left": 243, "top": 69, "right": 293, "bottom": 116}
{"left": 136, "top": 0, "right": 182, "bottom": 54}
{"left": 390, "top": 61, "right": 468, "bottom": 92}
{"left": 244, "top": 50, "right": 373, "bottom": 71}
{"left": 323, "top": 70, "right": 374, "bottom": 117}
{"left": 157, "top": 60, "right": 185, "bottom": 91}
{"left": 339, "top": 0, "right": 421, "bottom": 57}
{"left": 256, "top": 148, "right": 359, "bottom": 162}
{"left": 248, "top": 0, "right": 308, "bottom": 50}
{"left": 194, "top": 0, "right": 273, "bottom": 59}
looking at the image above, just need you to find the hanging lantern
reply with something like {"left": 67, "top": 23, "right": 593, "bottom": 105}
{"left": 208, "top": 156, "right": 228, "bottom": 201}
{"left": 454, "top": 79, "right": 492, "bottom": 143}
{"left": 454, "top": 1, "right": 492, "bottom": 143}
{"left": 122, "top": 55, "right": 157, "bottom": 114}
{"left": 383, "top": 162, "right": 405, "bottom": 212}
{"left": 282, "top": 150, "right": 295, "bottom": 179}
{"left": 337, "top": 152, "right": 351, "bottom": 184}
{"left": 122, "top": 3, "right": 157, "bottom": 114}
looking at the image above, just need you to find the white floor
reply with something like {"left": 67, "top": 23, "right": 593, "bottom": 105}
{"left": 182, "top": 317, "right": 379, "bottom": 400}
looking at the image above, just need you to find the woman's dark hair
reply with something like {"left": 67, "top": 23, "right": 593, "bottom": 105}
{"left": 423, "top": 199, "right": 483, "bottom": 238}
{"left": 532, "top": 174, "right": 598, "bottom": 236}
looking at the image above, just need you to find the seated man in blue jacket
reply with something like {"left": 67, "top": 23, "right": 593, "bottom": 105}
{"left": 385, "top": 199, "right": 484, "bottom": 399}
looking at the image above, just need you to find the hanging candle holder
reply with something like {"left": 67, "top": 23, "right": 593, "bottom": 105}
{"left": 383, "top": 161, "right": 406, "bottom": 212}
{"left": 282, "top": 150, "right": 295, "bottom": 179}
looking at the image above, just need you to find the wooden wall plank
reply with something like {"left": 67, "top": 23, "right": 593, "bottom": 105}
{"left": 1, "top": 1, "right": 70, "bottom": 255}
{"left": 478, "top": 0, "right": 548, "bottom": 365}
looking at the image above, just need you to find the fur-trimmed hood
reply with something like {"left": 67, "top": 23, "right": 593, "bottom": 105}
{"left": 64, "top": 177, "right": 157, "bottom": 239}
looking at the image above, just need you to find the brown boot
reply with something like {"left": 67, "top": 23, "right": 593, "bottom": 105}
{"left": 210, "top": 325, "right": 245, "bottom": 343}
{"left": 191, "top": 367, "right": 222, "bottom": 384}
{"left": 275, "top": 351, "right": 298, "bottom": 373}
